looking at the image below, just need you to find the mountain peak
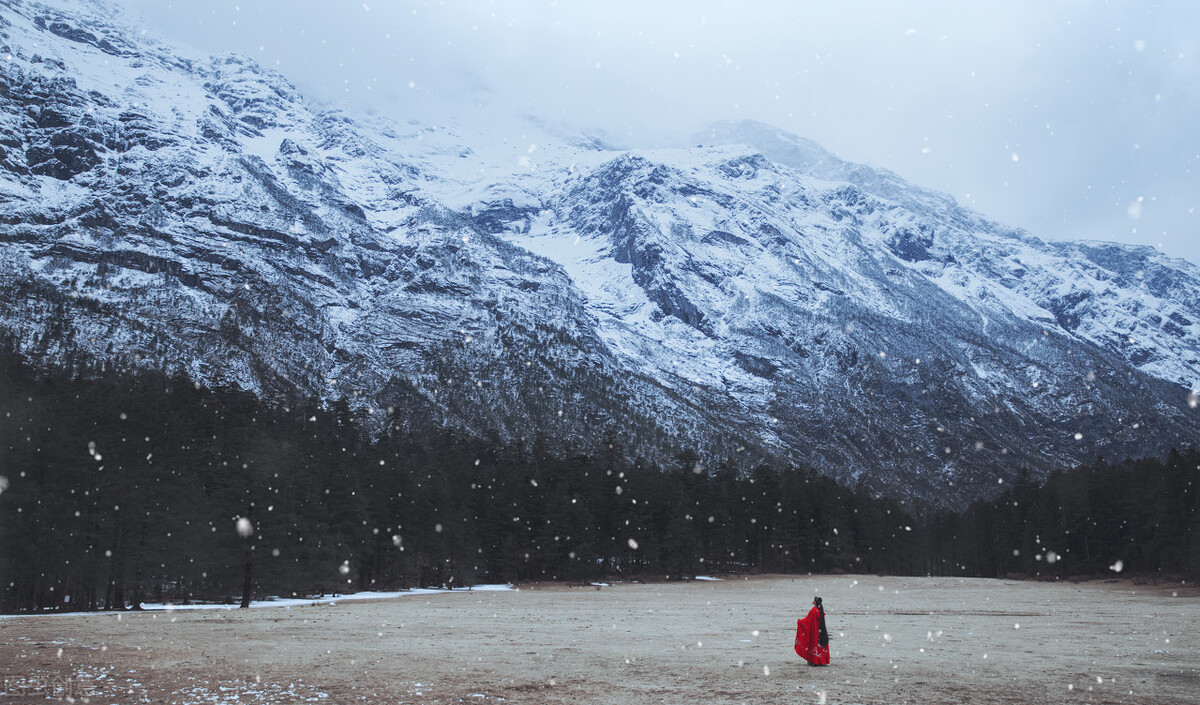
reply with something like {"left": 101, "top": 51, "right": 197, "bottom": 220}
{"left": 694, "top": 119, "right": 840, "bottom": 172}
{"left": 2, "top": 1, "right": 1198, "bottom": 509}
{"left": 693, "top": 119, "right": 968, "bottom": 220}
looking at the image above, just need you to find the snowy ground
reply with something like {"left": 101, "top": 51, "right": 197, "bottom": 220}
{"left": 0, "top": 585, "right": 515, "bottom": 619}
{"left": 0, "top": 575, "right": 1196, "bottom": 704}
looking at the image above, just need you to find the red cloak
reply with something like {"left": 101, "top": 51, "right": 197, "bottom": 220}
{"left": 794, "top": 606, "right": 830, "bottom": 665}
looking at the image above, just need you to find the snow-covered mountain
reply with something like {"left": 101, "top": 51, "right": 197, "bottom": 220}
{"left": 2, "top": 0, "right": 1198, "bottom": 508}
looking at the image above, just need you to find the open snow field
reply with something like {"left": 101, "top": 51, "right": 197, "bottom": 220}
{"left": 1, "top": 575, "right": 1197, "bottom": 704}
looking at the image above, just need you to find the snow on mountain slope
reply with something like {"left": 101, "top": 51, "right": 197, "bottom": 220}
{"left": 0, "top": 0, "right": 752, "bottom": 471}
{"left": 1, "top": 0, "right": 1198, "bottom": 508}
{"left": 486, "top": 145, "right": 1200, "bottom": 500}
{"left": 697, "top": 119, "right": 1200, "bottom": 389}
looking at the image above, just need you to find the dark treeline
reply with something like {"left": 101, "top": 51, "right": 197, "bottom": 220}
{"left": 1, "top": 352, "right": 1197, "bottom": 613}
{"left": 928, "top": 448, "right": 1200, "bottom": 579}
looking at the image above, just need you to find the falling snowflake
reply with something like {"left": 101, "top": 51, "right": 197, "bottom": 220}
{"left": 236, "top": 517, "right": 254, "bottom": 538}
{"left": 627, "top": 538, "right": 639, "bottom": 550}
{"left": 1109, "top": 559, "right": 1124, "bottom": 573}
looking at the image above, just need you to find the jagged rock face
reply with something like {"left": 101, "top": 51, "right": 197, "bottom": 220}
{"left": 0, "top": 0, "right": 743, "bottom": 474}
{"left": 505, "top": 148, "right": 1200, "bottom": 503}
{"left": 2, "top": 0, "right": 1198, "bottom": 508}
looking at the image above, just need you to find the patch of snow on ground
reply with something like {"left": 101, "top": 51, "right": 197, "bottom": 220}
{"left": 0, "top": 585, "right": 514, "bottom": 618}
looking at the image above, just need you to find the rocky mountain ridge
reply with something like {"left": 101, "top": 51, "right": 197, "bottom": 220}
{"left": 2, "top": 0, "right": 1198, "bottom": 508}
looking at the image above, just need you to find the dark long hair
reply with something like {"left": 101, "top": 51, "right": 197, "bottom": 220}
{"left": 814, "top": 597, "right": 829, "bottom": 647}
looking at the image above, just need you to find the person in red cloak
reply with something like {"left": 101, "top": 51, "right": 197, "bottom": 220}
{"left": 795, "top": 596, "right": 830, "bottom": 666}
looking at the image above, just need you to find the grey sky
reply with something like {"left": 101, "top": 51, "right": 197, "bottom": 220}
{"left": 122, "top": 0, "right": 1200, "bottom": 265}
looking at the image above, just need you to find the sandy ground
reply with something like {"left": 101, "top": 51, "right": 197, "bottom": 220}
{"left": 1, "top": 575, "right": 1198, "bottom": 704}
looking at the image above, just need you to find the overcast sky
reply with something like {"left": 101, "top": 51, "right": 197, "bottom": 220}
{"left": 121, "top": 0, "right": 1200, "bottom": 265}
